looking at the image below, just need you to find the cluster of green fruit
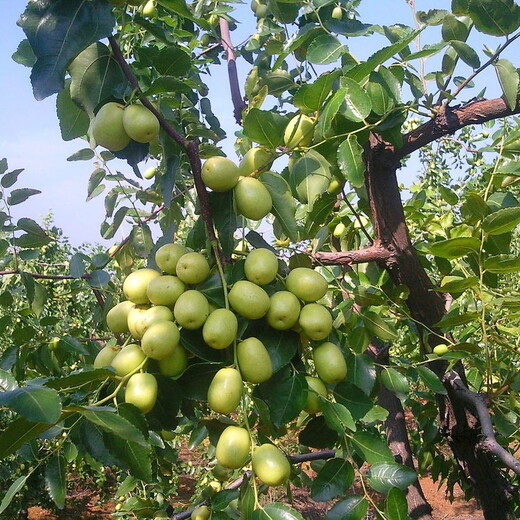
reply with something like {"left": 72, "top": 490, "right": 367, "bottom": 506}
{"left": 94, "top": 240, "right": 348, "bottom": 490}
{"left": 90, "top": 102, "right": 160, "bottom": 152}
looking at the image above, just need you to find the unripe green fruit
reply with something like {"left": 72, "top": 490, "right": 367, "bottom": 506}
{"left": 123, "top": 268, "right": 161, "bottom": 304}
{"left": 252, "top": 444, "right": 291, "bottom": 486}
{"left": 333, "top": 222, "right": 346, "bottom": 237}
{"left": 234, "top": 177, "right": 272, "bottom": 221}
{"left": 433, "top": 344, "right": 450, "bottom": 356}
{"left": 200, "top": 33, "right": 211, "bottom": 47}
{"left": 207, "top": 368, "right": 243, "bottom": 414}
{"left": 48, "top": 337, "right": 60, "bottom": 351}
{"left": 299, "top": 303, "right": 333, "bottom": 341}
{"left": 143, "top": 166, "right": 157, "bottom": 179}
{"left": 191, "top": 505, "right": 211, "bottom": 520}
{"left": 228, "top": 281, "right": 270, "bottom": 320}
{"left": 106, "top": 300, "right": 134, "bottom": 333}
{"left": 238, "top": 147, "right": 273, "bottom": 177}
{"left": 176, "top": 252, "right": 210, "bottom": 285}
{"left": 203, "top": 309, "right": 238, "bottom": 350}
{"left": 237, "top": 337, "right": 272, "bottom": 383}
{"left": 158, "top": 344, "right": 188, "bottom": 376}
{"left": 94, "top": 345, "right": 120, "bottom": 368}
{"left": 215, "top": 426, "right": 251, "bottom": 469}
{"left": 127, "top": 305, "right": 149, "bottom": 339}
{"left": 266, "top": 291, "right": 301, "bottom": 330}
{"left": 244, "top": 248, "right": 279, "bottom": 285}
{"left": 286, "top": 267, "right": 328, "bottom": 302}
{"left": 147, "top": 275, "right": 185, "bottom": 307}
{"left": 161, "top": 429, "right": 176, "bottom": 441}
{"left": 125, "top": 373, "right": 157, "bottom": 413}
{"left": 123, "top": 104, "right": 160, "bottom": 143}
{"left": 155, "top": 243, "right": 188, "bottom": 274}
{"left": 283, "top": 114, "right": 314, "bottom": 149}
{"left": 202, "top": 156, "right": 241, "bottom": 192}
{"left": 313, "top": 342, "right": 347, "bottom": 383}
{"left": 111, "top": 344, "right": 147, "bottom": 376}
{"left": 332, "top": 6, "right": 342, "bottom": 19}
{"left": 141, "top": 321, "right": 180, "bottom": 360}
{"left": 141, "top": 0, "right": 158, "bottom": 17}
{"left": 174, "top": 290, "right": 210, "bottom": 329}
{"left": 304, "top": 376, "right": 327, "bottom": 414}
{"left": 91, "top": 102, "right": 130, "bottom": 152}
{"left": 212, "top": 463, "right": 232, "bottom": 481}
{"left": 128, "top": 305, "right": 173, "bottom": 340}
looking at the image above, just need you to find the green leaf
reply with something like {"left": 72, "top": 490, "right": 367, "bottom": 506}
{"left": 428, "top": 237, "right": 481, "bottom": 258}
{"left": 415, "top": 366, "right": 447, "bottom": 395}
{"left": 380, "top": 368, "right": 409, "bottom": 396}
{"left": 307, "top": 35, "right": 345, "bottom": 65}
{"left": 386, "top": 487, "right": 408, "bottom": 520}
{"left": 311, "top": 458, "right": 355, "bottom": 502}
{"left": 351, "top": 431, "right": 394, "bottom": 464}
{"left": 67, "top": 148, "right": 95, "bottom": 162}
{"left": 77, "top": 408, "right": 148, "bottom": 447}
{"left": 88, "top": 270, "right": 111, "bottom": 288}
{"left": 347, "top": 353, "right": 376, "bottom": 395}
{"left": 19, "top": 0, "right": 115, "bottom": 100}
{"left": 1, "top": 168, "right": 24, "bottom": 188}
{"left": 0, "top": 418, "right": 55, "bottom": 458}
{"left": 337, "top": 135, "right": 365, "bottom": 188}
{"left": 0, "top": 386, "right": 62, "bottom": 423}
{"left": 253, "top": 502, "right": 305, "bottom": 520}
{"left": 321, "top": 400, "right": 357, "bottom": 433}
{"left": 325, "top": 495, "right": 368, "bottom": 520}
{"left": 260, "top": 172, "right": 299, "bottom": 241}
{"left": 45, "top": 368, "right": 114, "bottom": 391}
{"left": 362, "top": 311, "right": 398, "bottom": 341}
{"left": 304, "top": 193, "right": 337, "bottom": 237}
{"left": 0, "top": 475, "right": 29, "bottom": 515}
{"left": 366, "top": 68, "right": 400, "bottom": 115}
{"left": 157, "top": 0, "right": 203, "bottom": 24}
{"left": 494, "top": 59, "right": 519, "bottom": 110}
{"left": 0, "top": 369, "right": 18, "bottom": 392}
{"left": 484, "top": 254, "right": 520, "bottom": 273}
{"left": 339, "top": 77, "right": 372, "bottom": 122}
{"left": 482, "top": 207, "right": 520, "bottom": 235}
{"left": 137, "top": 45, "right": 191, "bottom": 77}
{"left": 7, "top": 188, "right": 41, "bottom": 206}
{"left": 45, "top": 454, "right": 67, "bottom": 509}
{"left": 450, "top": 40, "right": 480, "bottom": 68}
{"left": 315, "top": 87, "right": 347, "bottom": 141}
{"left": 56, "top": 79, "right": 90, "bottom": 141}
{"left": 294, "top": 72, "right": 339, "bottom": 114}
{"left": 441, "top": 14, "right": 470, "bottom": 40}
{"left": 11, "top": 38, "right": 37, "bottom": 67}
{"left": 243, "top": 109, "right": 286, "bottom": 149}
{"left": 254, "top": 328, "right": 300, "bottom": 374}
{"left": 367, "top": 462, "right": 417, "bottom": 493}
{"left": 142, "top": 76, "right": 192, "bottom": 96}
{"left": 467, "top": 0, "right": 520, "bottom": 36}
{"left": 106, "top": 434, "right": 153, "bottom": 482}
{"left": 437, "top": 275, "right": 478, "bottom": 292}
{"left": 130, "top": 224, "right": 154, "bottom": 258}
{"left": 435, "top": 310, "right": 480, "bottom": 328}
{"left": 334, "top": 382, "right": 374, "bottom": 419}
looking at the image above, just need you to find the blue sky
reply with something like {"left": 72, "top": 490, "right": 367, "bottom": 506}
{"left": 0, "top": 0, "right": 508, "bottom": 248}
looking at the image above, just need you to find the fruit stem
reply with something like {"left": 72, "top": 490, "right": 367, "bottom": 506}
{"left": 212, "top": 241, "right": 229, "bottom": 310}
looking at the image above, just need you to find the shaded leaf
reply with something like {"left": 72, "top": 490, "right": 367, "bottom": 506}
{"left": 243, "top": 109, "right": 286, "bottom": 149}
{"left": 0, "top": 475, "right": 29, "bottom": 515}
{"left": 0, "top": 386, "right": 61, "bottom": 423}
{"left": 325, "top": 495, "right": 367, "bottom": 520}
{"left": 307, "top": 35, "right": 345, "bottom": 65}
{"left": 338, "top": 135, "right": 365, "bottom": 188}
{"left": 367, "top": 462, "right": 417, "bottom": 493}
{"left": 311, "top": 458, "right": 354, "bottom": 502}
{"left": 482, "top": 207, "right": 520, "bottom": 235}
{"left": 45, "top": 454, "right": 67, "bottom": 509}
{"left": 351, "top": 431, "right": 394, "bottom": 464}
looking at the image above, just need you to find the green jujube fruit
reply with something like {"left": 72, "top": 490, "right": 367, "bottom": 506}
{"left": 202, "top": 156, "right": 241, "bottom": 192}
{"left": 106, "top": 300, "right": 134, "bottom": 333}
{"left": 176, "top": 252, "right": 210, "bottom": 285}
{"left": 234, "top": 177, "right": 272, "bottom": 220}
{"left": 228, "top": 281, "right": 270, "bottom": 320}
{"left": 238, "top": 147, "right": 273, "bottom": 177}
{"left": 298, "top": 303, "right": 333, "bottom": 341}
{"left": 215, "top": 425, "right": 251, "bottom": 469}
{"left": 285, "top": 267, "right": 328, "bottom": 302}
{"left": 125, "top": 372, "right": 158, "bottom": 413}
{"left": 128, "top": 305, "right": 173, "bottom": 340}
{"left": 244, "top": 248, "right": 279, "bottom": 285}
{"left": 91, "top": 102, "right": 130, "bottom": 151}
{"left": 147, "top": 275, "right": 185, "bottom": 307}
{"left": 304, "top": 375, "right": 328, "bottom": 414}
{"left": 141, "top": 321, "right": 180, "bottom": 360}
{"left": 266, "top": 291, "right": 301, "bottom": 330}
{"left": 207, "top": 367, "right": 243, "bottom": 414}
{"left": 313, "top": 342, "right": 347, "bottom": 383}
{"left": 203, "top": 308, "right": 238, "bottom": 349}
{"left": 158, "top": 344, "right": 188, "bottom": 376}
{"left": 252, "top": 444, "right": 291, "bottom": 486}
{"left": 155, "top": 243, "right": 188, "bottom": 274}
{"left": 94, "top": 345, "right": 120, "bottom": 368}
{"left": 123, "top": 268, "right": 161, "bottom": 304}
{"left": 174, "top": 290, "right": 210, "bottom": 329}
{"left": 111, "top": 344, "right": 147, "bottom": 376}
{"left": 237, "top": 337, "right": 272, "bottom": 383}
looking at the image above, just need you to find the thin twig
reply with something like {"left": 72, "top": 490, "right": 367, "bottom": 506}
{"left": 0, "top": 269, "right": 90, "bottom": 280}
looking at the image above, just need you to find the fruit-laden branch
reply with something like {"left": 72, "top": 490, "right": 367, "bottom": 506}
{"left": 398, "top": 96, "right": 520, "bottom": 160}
{"left": 445, "top": 371, "right": 520, "bottom": 477}
{"left": 312, "top": 245, "right": 392, "bottom": 266}
{"left": 108, "top": 37, "right": 220, "bottom": 249}
{"left": 219, "top": 18, "right": 247, "bottom": 124}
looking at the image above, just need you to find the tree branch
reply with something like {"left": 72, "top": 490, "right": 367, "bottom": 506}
{"left": 445, "top": 372, "right": 520, "bottom": 477}
{"left": 312, "top": 245, "right": 392, "bottom": 266}
{"left": 219, "top": 18, "right": 247, "bottom": 124}
{"left": 0, "top": 269, "right": 90, "bottom": 280}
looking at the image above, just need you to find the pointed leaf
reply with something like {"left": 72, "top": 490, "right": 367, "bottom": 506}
{"left": 321, "top": 400, "right": 357, "bottom": 433}
{"left": 0, "top": 418, "right": 57, "bottom": 458}
{"left": 484, "top": 254, "right": 520, "bottom": 273}
{"left": 294, "top": 72, "right": 339, "bottom": 114}
{"left": 7, "top": 188, "right": 41, "bottom": 206}
{"left": 325, "top": 495, "right": 368, "bottom": 520}
{"left": 467, "top": 0, "right": 520, "bottom": 36}
{"left": 428, "top": 237, "right": 481, "bottom": 258}
{"left": 45, "top": 454, "right": 67, "bottom": 509}
{"left": 367, "top": 462, "right": 417, "bottom": 493}
{"left": 307, "top": 35, "right": 345, "bottom": 65}
{"left": 380, "top": 368, "right": 409, "bottom": 396}
{"left": 450, "top": 40, "right": 480, "bottom": 68}
{"left": 347, "top": 353, "right": 376, "bottom": 395}
{"left": 351, "top": 431, "right": 394, "bottom": 464}
{"left": 243, "top": 109, "right": 286, "bottom": 149}
{"left": 315, "top": 88, "right": 347, "bottom": 140}
{"left": 339, "top": 78, "right": 372, "bottom": 122}
{"left": 415, "top": 366, "right": 447, "bottom": 395}
{"left": 0, "top": 386, "right": 61, "bottom": 423}
{"left": 0, "top": 475, "right": 29, "bottom": 515}
{"left": 338, "top": 135, "right": 365, "bottom": 188}
{"left": 386, "top": 487, "right": 408, "bottom": 520}
{"left": 495, "top": 59, "right": 519, "bottom": 110}
{"left": 311, "top": 458, "right": 355, "bottom": 502}
{"left": 482, "top": 207, "right": 520, "bottom": 235}
{"left": 252, "top": 503, "right": 305, "bottom": 520}
{"left": 362, "top": 311, "right": 398, "bottom": 341}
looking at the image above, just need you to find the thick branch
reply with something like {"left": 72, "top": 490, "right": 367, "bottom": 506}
{"left": 312, "top": 245, "right": 392, "bottom": 266}
{"left": 219, "top": 18, "right": 247, "bottom": 123}
{"left": 445, "top": 372, "right": 520, "bottom": 477}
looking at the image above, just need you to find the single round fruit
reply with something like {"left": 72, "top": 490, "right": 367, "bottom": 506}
{"left": 244, "top": 248, "right": 279, "bottom": 285}
{"left": 123, "top": 104, "right": 160, "bottom": 143}
{"left": 155, "top": 243, "right": 188, "bottom": 274}
{"left": 161, "top": 429, "right": 176, "bottom": 441}
{"left": 238, "top": 147, "right": 273, "bottom": 177}
{"left": 48, "top": 337, "right": 60, "bottom": 351}
{"left": 433, "top": 344, "right": 450, "bottom": 356}
{"left": 331, "top": 5, "right": 342, "bottom": 19}
{"left": 176, "top": 252, "right": 210, "bottom": 285}
{"left": 266, "top": 291, "right": 301, "bottom": 330}
{"left": 94, "top": 345, "right": 120, "bottom": 368}
{"left": 141, "top": 0, "right": 158, "bottom": 17}
{"left": 91, "top": 102, "right": 130, "bottom": 151}
{"left": 215, "top": 426, "right": 251, "bottom": 469}
{"left": 252, "top": 444, "right": 291, "bottom": 486}
{"left": 283, "top": 114, "right": 314, "bottom": 149}
{"left": 143, "top": 166, "right": 157, "bottom": 179}
{"left": 191, "top": 505, "right": 211, "bottom": 520}
{"left": 125, "top": 373, "right": 158, "bottom": 413}
{"left": 123, "top": 268, "right": 161, "bottom": 304}
{"left": 174, "top": 290, "right": 210, "bottom": 329}
{"left": 111, "top": 344, "right": 147, "bottom": 377}
{"left": 212, "top": 463, "right": 232, "bottom": 482}
{"left": 298, "top": 303, "right": 333, "bottom": 341}
{"left": 202, "top": 156, "right": 241, "bottom": 192}
{"left": 203, "top": 308, "right": 238, "bottom": 350}
{"left": 158, "top": 344, "right": 188, "bottom": 376}
{"left": 127, "top": 305, "right": 149, "bottom": 339}
{"left": 313, "top": 342, "right": 347, "bottom": 383}
{"left": 228, "top": 281, "right": 270, "bottom": 320}
{"left": 147, "top": 275, "right": 185, "bottom": 307}
{"left": 286, "top": 267, "right": 328, "bottom": 302}
{"left": 141, "top": 321, "right": 180, "bottom": 360}
{"left": 208, "top": 368, "right": 243, "bottom": 414}
{"left": 106, "top": 300, "right": 134, "bottom": 333}
{"left": 304, "top": 376, "right": 327, "bottom": 414}
{"left": 237, "top": 338, "right": 272, "bottom": 384}
{"left": 128, "top": 305, "right": 173, "bottom": 340}
{"left": 234, "top": 177, "right": 272, "bottom": 221}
